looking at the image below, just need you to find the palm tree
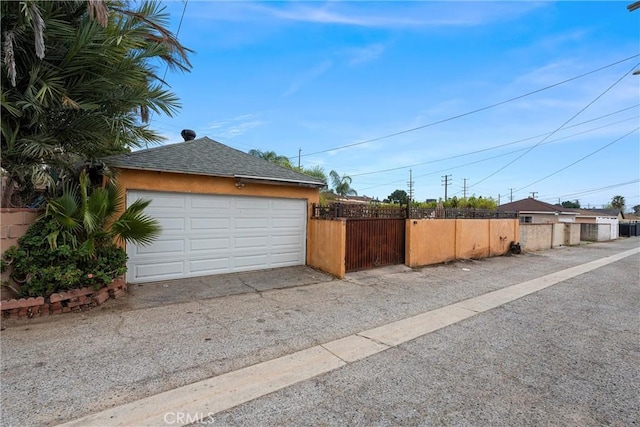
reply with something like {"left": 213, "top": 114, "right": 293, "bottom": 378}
{"left": 299, "top": 165, "right": 327, "bottom": 184}
{"left": 248, "top": 149, "right": 293, "bottom": 169}
{"left": 1, "top": 1, "right": 192, "bottom": 207}
{"left": 45, "top": 171, "right": 161, "bottom": 257}
{"left": 330, "top": 170, "right": 357, "bottom": 197}
{"left": 610, "top": 195, "right": 625, "bottom": 209}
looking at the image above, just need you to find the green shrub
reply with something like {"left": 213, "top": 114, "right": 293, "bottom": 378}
{"left": 1, "top": 217, "right": 128, "bottom": 298}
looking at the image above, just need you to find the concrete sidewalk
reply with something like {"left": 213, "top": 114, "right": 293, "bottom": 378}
{"left": 1, "top": 238, "right": 639, "bottom": 426}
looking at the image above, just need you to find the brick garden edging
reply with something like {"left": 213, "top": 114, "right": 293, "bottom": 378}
{"left": 0, "top": 276, "right": 127, "bottom": 320}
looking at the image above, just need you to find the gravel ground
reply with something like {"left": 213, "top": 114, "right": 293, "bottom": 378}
{"left": 1, "top": 238, "right": 638, "bottom": 426}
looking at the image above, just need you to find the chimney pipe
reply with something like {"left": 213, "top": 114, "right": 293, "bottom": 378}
{"left": 181, "top": 129, "right": 196, "bottom": 141}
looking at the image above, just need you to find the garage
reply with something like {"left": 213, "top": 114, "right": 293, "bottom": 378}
{"left": 104, "top": 134, "right": 324, "bottom": 284}
{"left": 126, "top": 191, "right": 308, "bottom": 283}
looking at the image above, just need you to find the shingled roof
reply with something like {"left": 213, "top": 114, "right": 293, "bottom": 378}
{"left": 104, "top": 137, "right": 325, "bottom": 187}
{"left": 498, "top": 198, "right": 569, "bottom": 213}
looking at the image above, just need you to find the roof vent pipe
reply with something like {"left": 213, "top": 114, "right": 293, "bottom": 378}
{"left": 181, "top": 129, "right": 196, "bottom": 141}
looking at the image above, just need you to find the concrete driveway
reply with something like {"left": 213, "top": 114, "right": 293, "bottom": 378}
{"left": 1, "top": 238, "right": 638, "bottom": 426}
{"left": 112, "top": 265, "right": 335, "bottom": 310}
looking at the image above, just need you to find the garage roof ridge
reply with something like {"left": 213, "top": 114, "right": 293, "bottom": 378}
{"left": 103, "top": 136, "right": 326, "bottom": 187}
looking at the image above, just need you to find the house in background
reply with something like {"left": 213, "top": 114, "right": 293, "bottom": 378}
{"left": 497, "top": 198, "right": 578, "bottom": 224}
{"left": 570, "top": 208, "right": 619, "bottom": 241}
{"left": 105, "top": 133, "right": 325, "bottom": 284}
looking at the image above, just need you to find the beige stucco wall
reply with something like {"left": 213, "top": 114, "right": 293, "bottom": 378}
{"left": 552, "top": 223, "right": 565, "bottom": 248}
{"left": 1, "top": 208, "right": 41, "bottom": 299}
{"left": 405, "top": 219, "right": 518, "bottom": 267}
{"left": 566, "top": 223, "right": 581, "bottom": 245}
{"left": 489, "top": 219, "right": 519, "bottom": 256}
{"left": 1, "top": 208, "right": 40, "bottom": 255}
{"left": 405, "top": 219, "right": 456, "bottom": 267}
{"left": 520, "top": 224, "right": 553, "bottom": 252}
{"left": 455, "top": 219, "right": 490, "bottom": 259}
{"left": 521, "top": 223, "right": 581, "bottom": 252}
{"left": 307, "top": 219, "right": 346, "bottom": 278}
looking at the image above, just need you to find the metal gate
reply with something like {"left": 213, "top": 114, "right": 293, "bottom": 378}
{"left": 345, "top": 219, "right": 406, "bottom": 272}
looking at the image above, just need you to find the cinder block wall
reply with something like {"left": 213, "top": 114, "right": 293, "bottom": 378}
{"left": 1, "top": 208, "right": 40, "bottom": 255}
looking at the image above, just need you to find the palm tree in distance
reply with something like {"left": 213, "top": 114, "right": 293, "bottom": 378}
{"left": 248, "top": 150, "right": 293, "bottom": 169}
{"left": 330, "top": 170, "right": 357, "bottom": 197}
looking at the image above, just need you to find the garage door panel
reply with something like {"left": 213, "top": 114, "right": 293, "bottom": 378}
{"left": 234, "top": 236, "right": 269, "bottom": 249}
{"left": 272, "top": 234, "right": 302, "bottom": 246}
{"left": 154, "top": 217, "right": 185, "bottom": 231}
{"left": 147, "top": 193, "right": 186, "bottom": 209}
{"left": 134, "top": 239, "right": 185, "bottom": 255}
{"left": 236, "top": 198, "right": 269, "bottom": 209}
{"left": 126, "top": 191, "right": 307, "bottom": 283}
{"left": 235, "top": 217, "right": 269, "bottom": 228}
{"left": 271, "top": 253, "right": 303, "bottom": 265}
{"left": 190, "top": 217, "right": 230, "bottom": 230}
{"left": 189, "top": 257, "right": 231, "bottom": 273}
{"left": 190, "top": 237, "right": 230, "bottom": 251}
{"left": 135, "top": 261, "right": 184, "bottom": 279}
{"left": 234, "top": 254, "right": 269, "bottom": 268}
{"left": 189, "top": 196, "right": 230, "bottom": 209}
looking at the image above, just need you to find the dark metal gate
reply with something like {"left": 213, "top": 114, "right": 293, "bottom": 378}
{"left": 345, "top": 219, "right": 405, "bottom": 272}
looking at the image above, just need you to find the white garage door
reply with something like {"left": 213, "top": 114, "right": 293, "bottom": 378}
{"left": 126, "top": 191, "right": 307, "bottom": 283}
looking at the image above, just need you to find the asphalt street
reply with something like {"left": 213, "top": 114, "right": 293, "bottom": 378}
{"left": 1, "top": 238, "right": 638, "bottom": 426}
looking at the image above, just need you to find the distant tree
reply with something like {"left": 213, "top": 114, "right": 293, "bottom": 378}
{"left": 386, "top": 189, "right": 408, "bottom": 205}
{"left": 561, "top": 200, "right": 581, "bottom": 208}
{"left": 633, "top": 204, "right": 640, "bottom": 215}
{"left": 297, "top": 165, "right": 327, "bottom": 184}
{"left": 248, "top": 149, "right": 293, "bottom": 169}
{"left": 610, "top": 195, "right": 626, "bottom": 210}
{"left": 329, "top": 170, "right": 357, "bottom": 197}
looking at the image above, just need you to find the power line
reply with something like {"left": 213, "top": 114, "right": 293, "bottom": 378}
{"left": 294, "top": 55, "right": 640, "bottom": 159}
{"left": 539, "top": 179, "right": 640, "bottom": 202}
{"left": 470, "top": 63, "right": 638, "bottom": 189}
{"left": 345, "top": 107, "right": 638, "bottom": 178}
{"left": 515, "top": 127, "right": 639, "bottom": 192}
{"left": 354, "top": 116, "right": 637, "bottom": 193}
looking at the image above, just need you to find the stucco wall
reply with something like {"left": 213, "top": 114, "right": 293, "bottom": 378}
{"left": 520, "top": 223, "right": 581, "bottom": 251}
{"left": 489, "top": 219, "right": 519, "bottom": 257}
{"left": 552, "top": 223, "right": 565, "bottom": 248}
{"left": 405, "top": 220, "right": 456, "bottom": 266}
{"left": 1, "top": 208, "right": 40, "bottom": 255}
{"left": 455, "top": 219, "right": 490, "bottom": 259}
{"left": 405, "top": 219, "right": 518, "bottom": 267}
{"left": 1, "top": 208, "right": 41, "bottom": 300}
{"left": 307, "top": 219, "right": 346, "bottom": 278}
{"left": 520, "top": 224, "right": 553, "bottom": 252}
{"left": 566, "top": 223, "right": 581, "bottom": 245}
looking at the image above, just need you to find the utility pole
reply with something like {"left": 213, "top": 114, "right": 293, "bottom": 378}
{"left": 298, "top": 148, "right": 301, "bottom": 169}
{"left": 441, "top": 175, "right": 452, "bottom": 201}
{"left": 530, "top": 191, "right": 538, "bottom": 199}
{"left": 463, "top": 178, "right": 468, "bottom": 199}
{"left": 498, "top": 194, "right": 501, "bottom": 205}
{"left": 407, "top": 169, "right": 414, "bottom": 203}
{"left": 509, "top": 188, "right": 514, "bottom": 202}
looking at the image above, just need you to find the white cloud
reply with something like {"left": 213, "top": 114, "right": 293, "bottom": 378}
{"left": 206, "top": 114, "right": 266, "bottom": 139}
{"left": 283, "top": 59, "right": 333, "bottom": 97}
{"left": 348, "top": 43, "right": 385, "bottom": 66}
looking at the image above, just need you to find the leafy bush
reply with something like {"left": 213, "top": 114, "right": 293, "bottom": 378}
{"left": 1, "top": 217, "right": 127, "bottom": 297}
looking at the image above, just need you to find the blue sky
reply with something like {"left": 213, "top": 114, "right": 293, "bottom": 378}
{"left": 150, "top": 1, "right": 640, "bottom": 209}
